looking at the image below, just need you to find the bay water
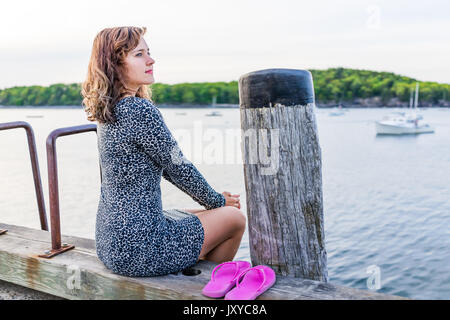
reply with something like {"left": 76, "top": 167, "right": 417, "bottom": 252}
{"left": 0, "top": 106, "right": 449, "bottom": 299}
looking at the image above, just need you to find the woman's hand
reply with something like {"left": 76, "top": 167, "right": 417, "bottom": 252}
{"left": 222, "top": 191, "right": 241, "bottom": 209}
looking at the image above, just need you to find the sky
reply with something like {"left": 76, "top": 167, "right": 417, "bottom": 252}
{"left": 1, "top": 0, "right": 449, "bottom": 89}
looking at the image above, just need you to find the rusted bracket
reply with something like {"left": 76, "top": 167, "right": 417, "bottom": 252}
{"left": 0, "top": 121, "right": 48, "bottom": 231}
{"left": 39, "top": 124, "right": 98, "bottom": 259}
{"left": 38, "top": 243, "right": 75, "bottom": 258}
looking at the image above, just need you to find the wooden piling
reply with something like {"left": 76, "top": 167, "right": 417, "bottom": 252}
{"left": 239, "top": 69, "right": 327, "bottom": 281}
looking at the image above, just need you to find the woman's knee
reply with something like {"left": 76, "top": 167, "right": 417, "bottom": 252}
{"left": 223, "top": 206, "right": 246, "bottom": 231}
{"left": 197, "top": 206, "right": 246, "bottom": 238}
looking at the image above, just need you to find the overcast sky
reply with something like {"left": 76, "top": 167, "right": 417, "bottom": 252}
{"left": 1, "top": 0, "right": 449, "bottom": 89}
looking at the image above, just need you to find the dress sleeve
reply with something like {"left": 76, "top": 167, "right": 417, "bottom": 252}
{"left": 132, "top": 98, "right": 225, "bottom": 210}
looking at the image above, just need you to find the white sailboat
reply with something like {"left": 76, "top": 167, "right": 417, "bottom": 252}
{"left": 329, "top": 104, "right": 346, "bottom": 116}
{"left": 375, "top": 83, "right": 434, "bottom": 135}
{"left": 205, "top": 111, "right": 222, "bottom": 117}
{"left": 205, "top": 95, "right": 223, "bottom": 116}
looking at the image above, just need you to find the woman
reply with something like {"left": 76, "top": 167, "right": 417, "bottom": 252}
{"left": 81, "top": 26, "right": 246, "bottom": 277}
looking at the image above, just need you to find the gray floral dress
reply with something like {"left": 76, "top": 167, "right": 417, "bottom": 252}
{"left": 95, "top": 96, "right": 225, "bottom": 277}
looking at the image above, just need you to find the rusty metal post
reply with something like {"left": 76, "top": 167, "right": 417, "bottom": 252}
{"left": 0, "top": 121, "right": 48, "bottom": 232}
{"left": 39, "top": 124, "right": 97, "bottom": 258}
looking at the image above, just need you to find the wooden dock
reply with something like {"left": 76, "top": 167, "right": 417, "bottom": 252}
{"left": 0, "top": 222, "right": 407, "bottom": 300}
{"left": 0, "top": 69, "right": 412, "bottom": 300}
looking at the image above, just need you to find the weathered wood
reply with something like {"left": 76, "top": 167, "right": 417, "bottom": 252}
{"left": 0, "top": 223, "right": 407, "bottom": 300}
{"left": 0, "top": 279, "right": 63, "bottom": 300}
{"left": 239, "top": 69, "right": 327, "bottom": 281}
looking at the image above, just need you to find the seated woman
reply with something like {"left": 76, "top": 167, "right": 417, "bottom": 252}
{"left": 81, "top": 26, "right": 246, "bottom": 277}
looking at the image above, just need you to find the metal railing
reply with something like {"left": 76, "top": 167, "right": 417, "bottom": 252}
{"left": 0, "top": 121, "right": 48, "bottom": 233}
{"left": 39, "top": 124, "right": 98, "bottom": 258}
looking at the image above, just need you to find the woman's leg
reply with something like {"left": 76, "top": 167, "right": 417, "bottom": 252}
{"left": 183, "top": 206, "right": 246, "bottom": 263}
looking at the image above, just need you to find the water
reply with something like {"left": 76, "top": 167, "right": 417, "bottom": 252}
{"left": 0, "top": 106, "right": 449, "bottom": 300}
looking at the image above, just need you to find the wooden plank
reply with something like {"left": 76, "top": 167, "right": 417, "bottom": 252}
{"left": 0, "top": 223, "right": 408, "bottom": 300}
{"left": 0, "top": 279, "right": 63, "bottom": 300}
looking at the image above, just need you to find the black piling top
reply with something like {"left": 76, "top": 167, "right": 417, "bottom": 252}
{"left": 238, "top": 69, "right": 314, "bottom": 109}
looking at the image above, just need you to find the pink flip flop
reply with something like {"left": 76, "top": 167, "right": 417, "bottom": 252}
{"left": 202, "top": 261, "right": 252, "bottom": 298}
{"left": 224, "top": 265, "right": 276, "bottom": 300}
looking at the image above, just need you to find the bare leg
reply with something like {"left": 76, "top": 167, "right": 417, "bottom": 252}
{"left": 183, "top": 206, "right": 246, "bottom": 264}
{"left": 203, "top": 227, "right": 244, "bottom": 262}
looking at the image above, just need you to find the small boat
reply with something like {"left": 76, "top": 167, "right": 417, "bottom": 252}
{"left": 375, "top": 113, "right": 434, "bottom": 134}
{"left": 329, "top": 105, "right": 345, "bottom": 116}
{"left": 175, "top": 112, "right": 187, "bottom": 116}
{"left": 375, "top": 83, "right": 434, "bottom": 135}
{"left": 205, "top": 111, "right": 222, "bottom": 117}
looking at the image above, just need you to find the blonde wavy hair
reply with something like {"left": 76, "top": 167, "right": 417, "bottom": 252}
{"left": 82, "top": 26, "right": 152, "bottom": 123}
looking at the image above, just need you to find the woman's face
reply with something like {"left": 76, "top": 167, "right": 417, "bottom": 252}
{"left": 122, "top": 37, "right": 155, "bottom": 93}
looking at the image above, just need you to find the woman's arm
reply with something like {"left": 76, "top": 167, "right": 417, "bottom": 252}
{"left": 132, "top": 98, "right": 225, "bottom": 210}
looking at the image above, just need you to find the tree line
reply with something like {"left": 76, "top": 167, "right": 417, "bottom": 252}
{"left": 0, "top": 68, "right": 448, "bottom": 107}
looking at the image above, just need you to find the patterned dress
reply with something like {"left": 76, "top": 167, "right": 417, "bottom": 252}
{"left": 95, "top": 96, "right": 225, "bottom": 277}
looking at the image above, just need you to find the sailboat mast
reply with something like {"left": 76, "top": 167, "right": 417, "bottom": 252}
{"left": 409, "top": 88, "right": 413, "bottom": 109}
{"left": 414, "top": 82, "right": 419, "bottom": 110}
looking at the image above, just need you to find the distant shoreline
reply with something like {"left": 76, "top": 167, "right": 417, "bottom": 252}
{"left": 0, "top": 106, "right": 450, "bottom": 110}
{"left": 2, "top": 68, "right": 449, "bottom": 109}
{"left": 1, "top": 104, "right": 449, "bottom": 109}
